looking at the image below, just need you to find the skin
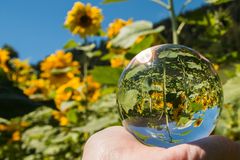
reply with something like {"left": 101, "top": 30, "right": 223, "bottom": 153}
{"left": 83, "top": 126, "right": 240, "bottom": 160}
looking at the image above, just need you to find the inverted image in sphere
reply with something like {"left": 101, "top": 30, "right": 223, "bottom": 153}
{"left": 117, "top": 44, "right": 223, "bottom": 147}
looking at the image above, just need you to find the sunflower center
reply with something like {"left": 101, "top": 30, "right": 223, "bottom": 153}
{"left": 79, "top": 15, "right": 92, "bottom": 27}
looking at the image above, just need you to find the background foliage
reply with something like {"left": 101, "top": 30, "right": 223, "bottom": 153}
{"left": 0, "top": 0, "right": 240, "bottom": 159}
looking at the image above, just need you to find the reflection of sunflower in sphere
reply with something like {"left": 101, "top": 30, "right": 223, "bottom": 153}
{"left": 64, "top": 2, "right": 103, "bottom": 37}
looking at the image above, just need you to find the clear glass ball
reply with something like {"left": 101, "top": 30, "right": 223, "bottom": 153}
{"left": 117, "top": 44, "right": 223, "bottom": 148}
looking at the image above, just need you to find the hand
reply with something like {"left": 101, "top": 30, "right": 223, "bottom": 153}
{"left": 83, "top": 126, "right": 240, "bottom": 160}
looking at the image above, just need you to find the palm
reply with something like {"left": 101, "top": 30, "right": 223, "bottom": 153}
{"left": 83, "top": 126, "right": 239, "bottom": 160}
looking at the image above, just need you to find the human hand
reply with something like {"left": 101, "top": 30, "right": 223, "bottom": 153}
{"left": 83, "top": 126, "right": 240, "bottom": 160}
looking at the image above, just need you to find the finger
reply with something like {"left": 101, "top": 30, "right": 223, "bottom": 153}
{"left": 82, "top": 126, "right": 166, "bottom": 160}
{"left": 159, "top": 135, "right": 240, "bottom": 160}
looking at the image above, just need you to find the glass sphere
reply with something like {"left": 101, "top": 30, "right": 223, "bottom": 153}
{"left": 117, "top": 44, "right": 223, "bottom": 148}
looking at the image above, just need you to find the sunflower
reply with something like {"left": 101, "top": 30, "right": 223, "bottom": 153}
{"left": 110, "top": 56, "right": 129, "bottom": 68}
{"left": 12, "top": 131, "right": 21, "bottom": 141}
{"left": 107, "top": 18, "right": 133, "bottom": 39}
{"left": 85, "top": 75, "right": 101, "bottom": 102}
{"left": 0, "top": 48, "right": 10, "bottom": 72}
{"left": 52, "top": 111, "right": 69, "bottom": 126}
{"left": 40, "top": 50, "right": 80, "bottom": 87}
{"left": 54, "top": 77, "right": 85, "bottom": 109}
{"left": 64, "top": 2, "right": 103, "bottom": 38}
{"left": 23, "top": 79, "right": 51, "bottom": 100}
{"left": 10, "top": 58, "right": 34, "bottom": 84}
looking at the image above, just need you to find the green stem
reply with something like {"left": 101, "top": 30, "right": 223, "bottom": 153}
{"left": 163, "top": 61, "right": 173, "bottom": 142}
{"left": 168, "top": 0, "right": 178, "bottom": 44}
{"left": 83, "top": 62, "right": 88, "bottom": 79}
{"left": 151, "top": 0, "right": 169, "bottom": 9}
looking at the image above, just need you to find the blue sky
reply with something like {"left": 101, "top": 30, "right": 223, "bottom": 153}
{"left": 0, "top": 0, "right": 205, "bottom": 63}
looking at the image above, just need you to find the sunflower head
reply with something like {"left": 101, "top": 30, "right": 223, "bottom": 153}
{"left": 54, "top": 77, "right": 85, "bottom": 109}
{"left": 110, "top": 56, "right": 129, "bottom": 68}
{"left": 10, "top": 58, "right": 34, "bottom": 83}
{"left": 0, "top": 48, "right": 10, "bottom": 72}
{"left": 40, "top": 50, "right": 80, "bottom": 87}
{"left": 64, "top": 2, "right": 103, "bottom": 38}
{"left": 107, "top": 18, "right": 133, "bottom": 39}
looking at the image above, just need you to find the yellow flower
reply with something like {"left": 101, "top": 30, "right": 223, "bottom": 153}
{"left": 23, "top": 79, "right": 51, "bottom": 100}
{"left": 173, "top": 108, "right": 183, "bottom": 121}
{"left": 40, "top": 50, "right": 80, "bottom": 87}
{"left": 65, "top": 2, "right": 103, "bottom": 37}
{"left": 0, "top": 124, "right": 8, "bottom": 132}
{"left": 20, "top": 121, "right": 30, "bottom": 128}
{"left": 150, "top": 92, "right": 164, "bottom": 110}
{"left": 107, "top": 19, "right": 133, "bottom": 39}
{"left": 55, "top": 77, "right": 85, "bottom": 109}
{"left": 85, "top": 75, "right": 101, "bottom": 102}
{"left": 166, "top": 102, "right": 173, "bottom": 109}
{"left": 0, "top": 48, "right": 10, "bottom": 72}
{"left": 213, "top": 64, "right": 219, "bottom": 71}
{"left": 12, "top": 131, "right": 21, "bottom": 141}
{"left": 52, "top": 111, "right": 69, "bottom": 126}
{"left": 110, "top": 56, "right": 129, "bottom": 68}
{"left": 60, "top": 116, "right": 69, "bottom": 126}
{"left": 194, "top": 118, "right": 203, "bottom": 127}
{"left": 10, "top": 58, "right": 34, "bottom": 83}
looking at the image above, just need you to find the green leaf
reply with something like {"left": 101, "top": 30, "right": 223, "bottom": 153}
{"left": 125, "top": 64, "right": 146, "bottom": 80}
{"left": 187, "top": 62, "right": 202, "bottom": 70}
{"left": 76, "top": 43, "right": 95, "bottom": 52}
{"left": 91, "top": 66, "right": 123, "bottom": 85}
{"left": 72, "top": 114, "right": 118, "bottom": 133}
{"left": 100, "top": 87, "right": 117, "bottom": 95}
{"left": 60, "top": 101, "right": 78, "bottom": 111}
{"left": 189, "top": 102, "right": 203, "bottom": 112}
{"left": 158, "top": 51, "right": 178, "bottom": 59}
{"left": 128, "top": 35, "right": 154, "bottom": 54}
{"left": 178, "top": 9, "right": 209, "bottom": 26}
{"left": 63, "top": 39, "right": 79, "bottom": 49}
{"left": 102, "top": 0, "right": 127, "bottom": 4}
{"left": 223, "top": 76, "right": 240, "bottom": 104}
{"left": 66, "top": 109, "right": 78, "bottom": 123}
{"left": 22, "top": 107, "right": 53, "bottom": 124}
{"left": 179, "top": 130, "right": 192, "bottom": 136}
{"left": 132, "top": 130, "right": 149, "bottom": 141}
{"left": 86, "top": 50, "right": 102, "bottom": 58}
{"left": 0, "top": 117, "right": 10, "bottom": 124}
{"left": 90, "top": 94, "right": 117, "bottom": 111}
{"left": 51, "top": 67, "right": 72, "bottom": 74}
{"left": 177, "top": 117, "right": 190, "bottom": 126}
{"left": 100, "top": 53, "right": 116, "bottom": 60}
{"left": 111, "top": 21, "right": 164, "bottom": 49}
{"left": 117, "top": 89, "right": 138, "bottom": 111}
{"left": 205, "top": 0, "right": 232, "bottom": 5}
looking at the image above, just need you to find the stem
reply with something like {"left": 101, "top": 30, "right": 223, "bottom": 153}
{"left": 179, "top": 0, "right": 192, "bottom": 14}
{"left": 168, "top": 0, "right": 178, "bottom": 44}
{"left": 83, "top": 62, "right": 88, "bottom": 79}
{"left": 151, "top": 0, "right": 169, "bottom": 9}
{"left": 177, "top": 22, "right": 186, "bottom": 35}
{"left": 163, "top": 61, "right": 173, "bottom": 142}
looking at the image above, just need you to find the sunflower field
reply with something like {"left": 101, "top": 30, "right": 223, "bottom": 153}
{"left": 0, "top": 0, "right": 240, "bottom": 159}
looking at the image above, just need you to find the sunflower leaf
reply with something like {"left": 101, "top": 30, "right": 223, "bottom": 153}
{"left": 91, "top": 66, "right": 123, "bottom": 85}
{"left": 110, "top": 21, "right": 165, "bottom": 49}
{"left": 102, "top": 0, "right": 127, "bottom": 4}
{"left": 63, "top": 39, "right": 79, "bottom": 49}
{"left": 205, "top": 0, "right": 232, "bottom": 5}
{"left": 223, "top": 76, "right": 240, "bottom": 104}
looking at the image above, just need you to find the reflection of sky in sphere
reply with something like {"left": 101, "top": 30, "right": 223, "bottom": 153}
{"left": 125, "top": 106, "right": 220, "bottom": 147}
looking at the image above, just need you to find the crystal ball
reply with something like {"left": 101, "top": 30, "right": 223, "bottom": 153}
{"left": 117, "top": 44, "right": 223, "bottom": 148}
